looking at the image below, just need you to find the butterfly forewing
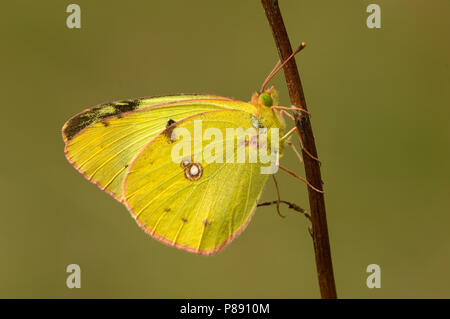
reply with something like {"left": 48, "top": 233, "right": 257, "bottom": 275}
{"left": 63, "top": 95, "right": 256, "bottom": 201}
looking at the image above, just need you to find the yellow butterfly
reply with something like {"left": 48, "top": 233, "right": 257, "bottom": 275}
{"left": 62, "top": 43, "right": 313, "bottom": 255}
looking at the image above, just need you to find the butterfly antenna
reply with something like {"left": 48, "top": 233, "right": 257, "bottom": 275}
{"left": 260, "top": 42, "right": 307, "bottom": 93}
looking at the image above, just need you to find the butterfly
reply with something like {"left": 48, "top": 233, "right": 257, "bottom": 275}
{"left": 62, "top": 43, "right": 317, "bottom": 255}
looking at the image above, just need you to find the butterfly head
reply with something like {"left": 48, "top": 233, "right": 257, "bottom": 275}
{"left": 250, "top": 86, "right": 285, "bottom": 135}
{"left": 250, "top": 86, "right": 279, "bottom": 110}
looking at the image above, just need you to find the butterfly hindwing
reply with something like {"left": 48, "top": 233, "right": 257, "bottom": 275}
{"left": 124, "top": 110, "right": 271, "bottom": 254}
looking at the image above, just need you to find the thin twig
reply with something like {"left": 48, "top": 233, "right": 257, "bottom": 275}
{"left": 261, "top": 0, "right": 337, "bottom": 298}
{"left": 257, "top": 200, "right": 311, "bottom": 221}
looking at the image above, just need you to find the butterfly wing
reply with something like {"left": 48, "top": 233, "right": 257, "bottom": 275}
{"left": 124, "top": 110, "right": 272, "bottom": 255}
{"left": 62, "top": 95, "right": 256, "bottom": 201}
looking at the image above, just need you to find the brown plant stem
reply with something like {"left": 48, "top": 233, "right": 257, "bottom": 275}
{"left": 261, "top": 0, "right": 337, "bottom": 298}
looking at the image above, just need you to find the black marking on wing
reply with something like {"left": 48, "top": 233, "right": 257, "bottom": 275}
{"left": 113, "top": 99, "right": 140, "bottom": 113}
{"left": 163, "top": 119, "right": 177, "bottom": 143}
{"left": 62, "top": 92, "right": 234, "bottom": 142}
{"left": 63, "top": 99, "right": 141, "bottom": 141}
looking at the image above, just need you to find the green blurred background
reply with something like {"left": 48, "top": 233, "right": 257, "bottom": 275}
{"left": 1, "top": 0, "right": 449, "bottom": 298}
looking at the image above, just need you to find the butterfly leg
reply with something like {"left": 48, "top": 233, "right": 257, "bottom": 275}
{"left": 280, "top": 109, "right": 295, "bottom": 121}
{"left": 281, "top": 124, "right": 321, "bottom": 165}
{"left": 287, "top": 140, "right": 304, "bottom": 163}
{"left": 294, "top": 126, "right": 321, "bottom": 164}
{"left": 271, "top": 105, "right": 311, "bottom": 116}
{"left": 274, "top": 103, "right": 321, "bottom": 165}
{"left": 279, "top": 165, "right": 324, "bottom": 193}
{"left": 280, "top": 127, "right": 308, "bottom": 163}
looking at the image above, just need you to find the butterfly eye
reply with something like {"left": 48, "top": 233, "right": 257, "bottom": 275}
{"left": 259, "top": 93, "right": 273, "bottom": 107}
